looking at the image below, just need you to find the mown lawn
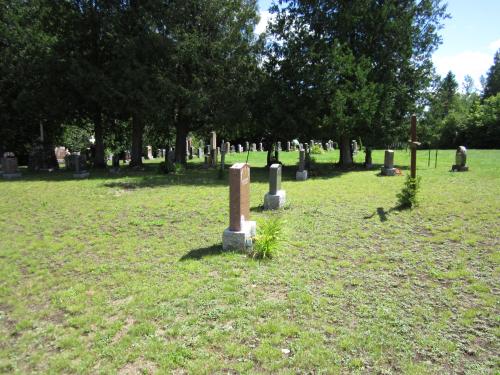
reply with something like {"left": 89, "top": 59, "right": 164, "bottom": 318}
{"left": 0, "top": 149, "right": 499, "bottom": 374}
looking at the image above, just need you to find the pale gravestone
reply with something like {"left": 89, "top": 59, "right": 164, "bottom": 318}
{"left": 277, "top": 141, "right": 282, "bottom": 151}
{"left": 245, "top": 141, "right": 250, "bottom": 152}
{"left": 251, "top": 143, "right": 257, "bottom": 152}
{"left": 286, "top": 141, "right": 291, "bottom": 152}
{"left": 2, "top": 154, "right": 21, "bottom": 179}
{"left": 198, "top": 147, "right": 203, "bottom": 159}
{"left": 259, "top": 143, "right": 263, "bottom": 152}
{"left": 237, "top": 144, "right": 243, "bottom": 153}
{"left": 381, "top": 150, "right": 396, "bottom": 176}
{"left": 264, "top": 164, "right": 286, "bottom": 210}
{"left": 147, "top": 146, "right": 154, "bottom": 160}
{"left": 230, "top": 145, "right": 235, "bottom": 153}
{"left": 210, "top": 131, "right": 217, "bottom": 150}
{"left": 452, "top": 146, "right": 469, "bottom": 172}
{"left": 296, "top": 150, "right": 308, "bottom": 180}
{"left": 222, "top": 163, "right": 256, "bottom": 251}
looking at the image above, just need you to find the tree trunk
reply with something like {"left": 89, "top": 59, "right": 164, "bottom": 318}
{"left": 175, "top": 122, "right": 188, "bottom": 165}
{"left": 130, "top": 115, "right": 144, "bottom": 167}
{"left": 93, "top": 111, "right": 106, "bottom": 168}
{"left": 338, "top": 134, "right": 353, "bottom": 167}
{"left": 265, "top": 140, "right": 274, "bottom": 167}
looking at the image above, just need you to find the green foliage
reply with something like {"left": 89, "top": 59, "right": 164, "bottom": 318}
{"left": 251, "top": 217, "right": 283, "bottom": 260}
{"left": 158, "top": 159, "right": 182, "bottom": 174}
{"left": 397, "top": 176, "right": 422, "bottom": 209}
{"left": 483, "top": 50, "right": 500, "bottom": 99}
{"left": 311, "top": 144, "right": 324, "bottom": 154}
{"left": 59, "top": 124, "right": 92, "bottom": 152}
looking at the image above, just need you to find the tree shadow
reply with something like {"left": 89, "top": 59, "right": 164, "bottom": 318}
{"left": 363, "top": 206, "right": 406, "bottom": 222}
{"left": 250, "top": 205, "right": 264, "bottom": 213}
{"left": 179, "top": 244, "right": 226, "bottom": 261}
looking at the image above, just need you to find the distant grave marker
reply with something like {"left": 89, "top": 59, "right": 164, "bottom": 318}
{"left": 264, "top": 164, "right": 286, "bottom": 210}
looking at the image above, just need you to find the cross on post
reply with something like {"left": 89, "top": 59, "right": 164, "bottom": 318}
{"left": 409, "top": 114, "right": 420, "bottom": 178}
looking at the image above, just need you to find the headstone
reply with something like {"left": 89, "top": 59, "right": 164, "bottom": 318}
{"left": 237, "top": 144, "right": 243, "bottom": 153}
{"left": 351, "top": 140, "right": 358, "bottom": 155}
{"left": 73, "top": 154, "right": 89, "bottom": 178}
{"left": 286, "top": 141, "right": 291, "bottom": 152}
{"left": 167, "top": 150, "right": 175, "bottom": 163}
{"left": 210, "top": 131, "right": 217, "bottom": 150}
{"left": 381, "top": 150, "right": 396, "bottom": 176}
{"left": 2, "top": 154, "right": 21, "bottom": 179}
{"left": 251, "top": 143, "right": 257, "bottom": 152}
{"left": 222, "top": 163, "right": 256, "bottom": 251}
{"left": 55, "top": 147, "right": 68, "bottom": 163}
{"left": 259, "top": 143, "right": 263, "bottom": 152}
{"left": 220, "top": 141, "right": 226, "bottom": 172}
{"left": 110, "top": 153, "right": 121, "bottom": 174}
{"left": 231, "top": 145, "right": 236, "bottom": 153}
{"left": 225, "top": 142, "right": 230, "bottom": 154}
{"left": 245, "top": 141, "right": 250, "bottom": 152}
{"left": 210, "top": 148, "right": 217, "bottom": 168}
{"left": 296, "top": 150, "right": 308, "bottom": 180}
{"left": 264, "top": 164, "right": 286, "bottom": 210}
{"left": 277, "top": 141, "right": 282, "bottom": 151}
{"left": 452, "top": 146, "right": 469, "bottom": 172}
{"left": 147, "top": 145, "right": 154, "bottom": 160}
{"left": 198, "top": 147, "right": 203, "bottom": 159}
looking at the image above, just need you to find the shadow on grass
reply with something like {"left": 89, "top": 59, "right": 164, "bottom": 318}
{"left": 363, "top": 205, "right": 408, "bottom": 222}
{"left": 179, "top": 244, "right": 226, "bottom": 261}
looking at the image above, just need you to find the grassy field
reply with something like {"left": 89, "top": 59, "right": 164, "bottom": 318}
{"left": 0, "top": 149, "right": 499, "bottom": 374}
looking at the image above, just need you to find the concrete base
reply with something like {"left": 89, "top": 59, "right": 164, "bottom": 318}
{"left": 452, "top": 165, "right": 469, "bottom": 172}
{"left": 381, "top": 167, "right": 396, "bottom": 176}
{"left": 296, "top": 170, "right": 308, "bottom": 181}
{"left": 3, "top": 173, "right": 21, "bottom": 179}
{"left": 264, "top": 190, "right": 286, "bottom": 210}
{"left": 73, "top": 171, "right": 90, "bottom": 179}
{"left": 222, "top": 221, "right": 257, "bottom": 252}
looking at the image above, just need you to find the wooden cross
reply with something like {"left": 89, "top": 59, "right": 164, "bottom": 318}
{"left": 409, "top": 114, "right": 420, "bottom": 178}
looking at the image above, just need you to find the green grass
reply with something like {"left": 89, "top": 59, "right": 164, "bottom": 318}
{"left": 0, "top": 149, "right": 499, "bottom": 374}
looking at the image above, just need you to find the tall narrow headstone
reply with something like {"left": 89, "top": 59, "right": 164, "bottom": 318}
{"left": 296, "top": 150, "right": 308, "bottom": 180}
{"left": 277, "top": 141, "right": 282, "bottom": 151}
{"left": 147, "top": 146, "right": 154, "bottom": 160}
{"left": 198, "top": 147, "right": 203, "bottom": 159}
{"left": 210, "top": 131, "right": 217, "bottom": 150}
{"left": 258, "top": 143, "right": 263, "bottom": 152}
{"left": 264, "top": 164, "right": 286, "bottom": 210}
{"left": 251, "top": 143, "right": 257, "bottom": 152}
{"left": 245, "top": 141, "right": 250, "bottom": 152}
{"left": 381, "top": 150, "right": 396, "bottom": 176}
{"left": 286, "top": 141, "right": 291, "bottom": 152}
{"left": 222, "top": 163, "right": 256, "bottom": 251}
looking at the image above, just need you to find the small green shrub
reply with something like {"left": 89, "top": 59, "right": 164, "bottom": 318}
{"left": 158, "top": 160, "right": 182, "bottom": 174}
{"left": 397, "top": 175, "right": 422, "bottom": 209}
{"left": 252, "top": 217, "right": 283, "bottom": 260}
{"left": 311, "top": 144, "right": 324, "bottom": 154}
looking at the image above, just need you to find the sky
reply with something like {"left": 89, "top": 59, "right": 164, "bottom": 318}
{"left": 256, "top": 0, "right": 500, "bottom": 90}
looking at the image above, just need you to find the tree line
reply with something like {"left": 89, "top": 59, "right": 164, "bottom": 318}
{"left": 1, "top": 0, "right": 498, "bottom": 169}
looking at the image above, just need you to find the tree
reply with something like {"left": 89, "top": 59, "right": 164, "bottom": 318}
{"left": 483, "top": 50, "right": 500, "bottom": 99}
{"left": 267, "top": 0, "right": 448, "bottom": 166}
{"left": 164, "top": 0, "right": 260, "bottom": 165}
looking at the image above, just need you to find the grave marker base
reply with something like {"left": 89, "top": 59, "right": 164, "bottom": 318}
{"left": 451, "top": 165, "right": 469, "bottom": 172}
{"left": 381, "top": 167, "right": 396, "bottom": 176}
{"left": 73, "top": 172, "right": 90, "bottom": 179}
{"left": 296, "top": 170, "right": 308, "bottom": 181}
{"left": 264, "top": 190, "right": 286, "bottom": 210}
{"left": 222, "top": 220, "right": 256, "bottom": 251}
{"left": 3, "top": 173, "right": 21, "bottom": 179}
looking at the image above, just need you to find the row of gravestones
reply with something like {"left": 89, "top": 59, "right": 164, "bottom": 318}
{"left": 0, "top": 145, "right": 469, "bottom": 180}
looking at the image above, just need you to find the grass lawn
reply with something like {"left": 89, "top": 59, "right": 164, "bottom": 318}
{"left": 0, "top": 149, "right": 499, "bottom": 374}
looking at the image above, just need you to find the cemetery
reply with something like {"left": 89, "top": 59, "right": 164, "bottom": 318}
{"left": 1, "top": 1, "right": 499, "bottom": 374}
